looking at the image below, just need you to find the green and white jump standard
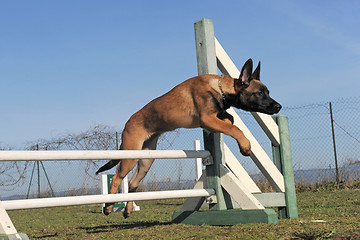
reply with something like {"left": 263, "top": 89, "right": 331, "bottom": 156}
{"left": 172, "top": 18, "right": 298, "bottom": 225}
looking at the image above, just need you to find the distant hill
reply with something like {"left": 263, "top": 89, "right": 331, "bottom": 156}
{"left": 2, "top": 163, "right": 359, "bottom": 201}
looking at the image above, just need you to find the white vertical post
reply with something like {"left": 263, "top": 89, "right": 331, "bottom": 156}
{"left": 194, "top": 140, "right": 203, "bottom": 181}
{"left": 120, "top": 175, "right": 129, "bottom": 193}
{"left": 101, "top": 175, "right": 128, "bottom": 197}
{"left": 101, "top": 174, "right": 108, "bottom": 195}
{"left": 101, "top": 174, "right": 108, "bottom": 211}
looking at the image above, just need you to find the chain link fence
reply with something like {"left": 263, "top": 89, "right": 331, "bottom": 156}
{"left": 1, "top": 97, "right": 359, "bottom": 200}
{"left": 283, "top": 97, "right": 360, "bottom": 185}
{"left": 232, "top": 96, "right": 360, "bottom": 189}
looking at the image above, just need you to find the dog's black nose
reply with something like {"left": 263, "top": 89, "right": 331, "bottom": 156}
{"left": 274, "top": 103, "right": 282, "bottom": 112}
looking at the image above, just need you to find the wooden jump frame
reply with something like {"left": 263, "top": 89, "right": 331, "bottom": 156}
{"left": 0, "top": 18, "right": 298, "bottom": 239}
{"left": 171, "top": 18, "right": 298, "bottom": 225}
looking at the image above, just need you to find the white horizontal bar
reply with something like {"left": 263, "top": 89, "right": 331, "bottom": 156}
{"left": 0, "top": 150, "right": 211, "bottom": 161}
{"left": 2, "top": 189, "right": 215, "bottom": 210}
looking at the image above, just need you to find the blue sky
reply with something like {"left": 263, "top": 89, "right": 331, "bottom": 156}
{"left": 1, "top": 0, "right": 359, "bottom": 148}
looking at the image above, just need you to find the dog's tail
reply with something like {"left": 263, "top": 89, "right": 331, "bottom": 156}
{"left": 96, "top": 160, "right": 120, "bottom": 175}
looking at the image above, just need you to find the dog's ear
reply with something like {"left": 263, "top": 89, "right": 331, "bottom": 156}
{"left": 252, "top": 61, "right": 260, "bottom": 80}
{"left": 239, "top": 58, "right": 253, "bottom": 85}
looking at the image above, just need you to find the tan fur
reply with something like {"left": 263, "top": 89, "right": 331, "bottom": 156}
{"left": 100, "top": 59, "right": 281, "bottom": 217}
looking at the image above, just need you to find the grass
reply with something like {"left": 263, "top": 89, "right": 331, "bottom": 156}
{"left": 7, "top": 184, "right": 360, "bottom": 239}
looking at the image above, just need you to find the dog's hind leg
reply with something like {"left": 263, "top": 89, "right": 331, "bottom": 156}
{"left": 103, "top": 130, "right": 147, "bottom": 215}
{"left": 103, "top": 159, "right": 140, "bottom": 215}
{"left": 124, "top": 134, "right": 159, "bottom": 218}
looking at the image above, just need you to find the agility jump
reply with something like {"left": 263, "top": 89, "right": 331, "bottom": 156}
{"left": 0, "top": 18, "right": 297, "bottom": 240}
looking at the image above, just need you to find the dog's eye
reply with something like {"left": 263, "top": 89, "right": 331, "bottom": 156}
{"left": 257, "top": 91, "right": 264, "bottom": 96}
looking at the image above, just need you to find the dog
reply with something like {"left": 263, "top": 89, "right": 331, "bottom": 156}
{"left": 96, "top": 58, "right": 281, "bottom": 217}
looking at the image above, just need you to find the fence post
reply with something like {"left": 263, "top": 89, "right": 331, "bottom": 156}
{"left": 272, "top": 115, "right": 298, "bottom": 219}
{"left": 194, "top": 18, "right": 229, "bottom": 210}
{"left": 36, "top": 145, "right": 40, "bottom": 198}
{"left": 329, "top": 102, "right": 340, "bottom": 183}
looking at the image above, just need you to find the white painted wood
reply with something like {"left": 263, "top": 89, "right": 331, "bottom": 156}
{"left": 219, "top": 165, "right": 264, "bottom": 209}
{"left": 101, "top": 174, "right": 108, "bottom": 195}
{"left": 215, "top": 38, "right": 280, "bottom": 146}
{"left": 180, "top": 173, "right": 207, "bottom": 211}
{"left": 215, "top": 37, "right": 240, "bottom": 77}
{"left": 0, "top": 201, "right": 17, "bottom": 235}
{"left": 3, "top": 189, "right": 215, "bottom": 210}
{"left": 101, "top": 175, "right": 129, "bottom": 195}
{"left": 224, "top": 144, "right": 261, "bottom": 193}
{"left": 251, "top": 112, "right": 280, "bottom": 146}
{"left": 101, "top": 174, "right": 108, "bottom": 211}
{"left": 0, "top": 150, "right": 211, "bottom": 161}
{"left": 194, "top": 140, "right": 203, "bottom": 180}
{"left": 253, "top": 193, "right": 286, "bottom": 207}
{"left": 227, "top": 108, "right": 285, "bottom": 192}
{"left": 120, "top": 175, "right": 129, "bottom": 194}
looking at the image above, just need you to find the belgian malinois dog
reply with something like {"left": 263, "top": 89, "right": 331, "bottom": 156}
{"left": 97, "top": 58, "right": 281, "bottom": 217}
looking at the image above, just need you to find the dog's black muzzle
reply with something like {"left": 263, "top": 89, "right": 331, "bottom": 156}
{"left": 273, "top": 103, "right": 282, "bottom": 113}
{"left": 266, "top": 102, "right": 282, "bottom": 115}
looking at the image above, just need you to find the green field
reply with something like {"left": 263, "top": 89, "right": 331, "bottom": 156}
{"left": 8, "top": 186, "right": 360, "bottom": 239}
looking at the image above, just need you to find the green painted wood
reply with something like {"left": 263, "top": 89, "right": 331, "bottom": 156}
{"left": 271, "top": 136, "right": 287, "bottom": 218}
{"left": 107, "top": 174, "right": 113, "bottom": 193}
{"left": 202, "top": 131, "right": 228, "bottom": 210}
{"left": 172, "top": 209, "right": 278, "bottom": 225}
{"left": 272, "top": 143, "right": 282, "bottom": 172}
{"left": 194, "top": 18, "right": 217, "bottom": 75}
{"left": 194, "top": 18, "right": 228, "bottom": 211}
{"left": 274, "top": 115, "right": 299, "bottom": 218}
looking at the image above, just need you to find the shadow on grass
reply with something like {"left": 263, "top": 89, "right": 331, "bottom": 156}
{"left": 32, "top": 233, "right": 59, "bottom": 239}
{"left": 79, "top": 221, "right": 172, "bottom": 234}
{"left": 155, "top": 202, "right": 183, "bottom": 206}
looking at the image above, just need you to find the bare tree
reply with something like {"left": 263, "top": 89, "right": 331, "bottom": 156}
{"left": 1, "top": 124, "right": 181, "bottom": 193}
{"left": 0, "top": 145, "right": 30, "bottom": 189}
{"left": 26, "top": 124, "right": 119, "bottom": 178}
{"left": 0, "top": 124, "right": 119, "bottom": 193}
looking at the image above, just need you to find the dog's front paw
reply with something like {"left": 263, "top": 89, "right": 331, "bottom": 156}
{"left": 240, "top": 147, "right": 251, "bottom": 156}
{"left": 239, "top": 139, "right": 251, "bottom": 156}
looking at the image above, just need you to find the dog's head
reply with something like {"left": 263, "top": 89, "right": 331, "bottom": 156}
{"left": 233, "top": 59, "right": 282, "bottom": 115}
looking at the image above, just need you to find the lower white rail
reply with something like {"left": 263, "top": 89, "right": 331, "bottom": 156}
{"left": 0, "top": 150, "right": 210, "bottom": 161}
{"left": 2, "top": 189, "right": 215, "bottom": 210}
